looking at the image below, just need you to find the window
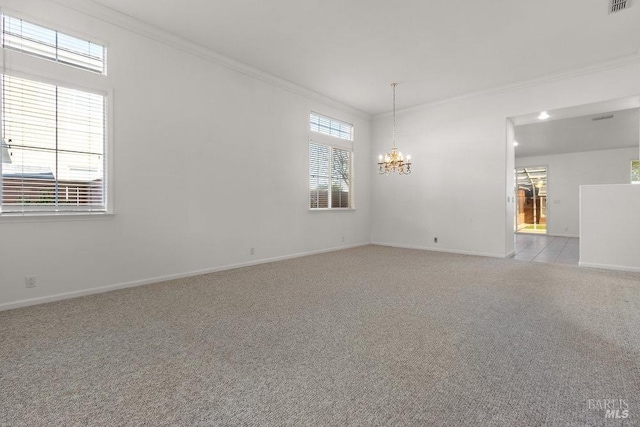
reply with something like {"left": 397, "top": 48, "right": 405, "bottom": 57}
{"left": 632, "top": 160, "right": 640, "bottom": 184}
{"left": 309, "top": 113, "right": 353, "bottom": 209}
{"left": 310, "top": 112, "right": 353, "bottom": 141}
{"left": 0, "top": 14, "right": 108, "bottom": 215}
{"left": 2, "top": 15, "right": 106, "bottom": 74}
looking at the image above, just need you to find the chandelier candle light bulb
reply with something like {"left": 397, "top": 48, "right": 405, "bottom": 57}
{"left": 378, "top": 83, "right": 412, "bottom": 175}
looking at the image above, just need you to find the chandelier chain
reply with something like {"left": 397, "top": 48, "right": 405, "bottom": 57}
{"left": 392, "top": 83, "right": 397, "bottom": 148}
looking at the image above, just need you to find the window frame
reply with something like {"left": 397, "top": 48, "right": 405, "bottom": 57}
{"left": 309, "top": 112, "right": 354, "bottom": 211}
{"left": 0, "top": 12, "right": 112, "bottom": 219}
{"left": 1, "top": 11, "right": 108, "bottom": 75}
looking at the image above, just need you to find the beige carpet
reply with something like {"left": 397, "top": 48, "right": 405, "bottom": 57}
{"left": 1, "top": 245, "right": 639, "bottom": 426}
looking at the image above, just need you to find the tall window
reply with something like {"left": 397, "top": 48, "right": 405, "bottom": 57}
{"left": 309, "top": 113, "right": 353, "bottom": 209}
{"left": 1, "top": 14, "right": 108, "bottom": 214}
{"left": 632, "top": 160, "right": 640, "bottom": 184}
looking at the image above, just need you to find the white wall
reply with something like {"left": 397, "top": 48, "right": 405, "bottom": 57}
{"left": 0, "top": 0, "right": 371, "bottom": 309}
{"left": 580, "top": 184, "right": 640, "bottom": 272}
{"left": 371, "top": 59, "right": 640, "bottom": 257}
{"left": 516, "top": 147, "right": 638, "bottom": 237}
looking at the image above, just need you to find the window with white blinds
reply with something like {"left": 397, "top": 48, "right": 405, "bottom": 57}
{"left": 1, "top": 74, "right": 106, "bottom": 213}
{"left": 1, "top": 14, "right": 106, "bottom": 74}
{"left": 310, "top": 112, "right": 353, "bottom": 141}
{"left": 309, "top": 113, "right": 353, "bottom": 209}
{"left": 0, "top": 14, "right": 108, "bottom": 216}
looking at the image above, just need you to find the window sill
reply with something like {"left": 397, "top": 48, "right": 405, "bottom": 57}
{"left": 0, "top": 211, "right": 114, "bottom": 223}
{"left": 308, "top": 208, "right": 356, "bottom": 213}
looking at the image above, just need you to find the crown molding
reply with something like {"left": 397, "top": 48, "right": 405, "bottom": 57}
{"left": 375, "top": 52, "right": 640, "bottom": 119}
{"left": 49, "top": 0, "right": 371, "bottom": 121}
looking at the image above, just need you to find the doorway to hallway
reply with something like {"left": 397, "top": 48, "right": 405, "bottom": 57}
{"left": 516, "top": 166, "right": 547, "bottom": 234}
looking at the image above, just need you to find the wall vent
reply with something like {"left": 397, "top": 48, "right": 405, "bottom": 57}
{"left": 592, "top": 114, "right": 614, "bottom": 121}
{"left": 610, "top": 0, "right": 630, "bottom": 13}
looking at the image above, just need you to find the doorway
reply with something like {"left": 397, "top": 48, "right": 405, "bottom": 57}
{"left": 516, "top": 166, "right": 547, "bottom": 234}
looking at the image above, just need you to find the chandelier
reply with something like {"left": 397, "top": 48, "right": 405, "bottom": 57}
{"left": 378, "top": 83, "right": 411, "bottom": 175}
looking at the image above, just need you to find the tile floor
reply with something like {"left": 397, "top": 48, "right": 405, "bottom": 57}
{"left": 514, "top": 234, "right": 580, "bottom": 266}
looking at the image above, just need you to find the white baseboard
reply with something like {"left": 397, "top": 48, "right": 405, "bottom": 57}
{"left": 547, "top": 233, "right": 580, "bottom": 238}
{"left": 578, "top": 261, "right": 640, "bottom": 273}
{"left": 0, "top": 243, "right": 369, "bottom": 312}
{"left": 371, "top": 241, "right": 509, "bottom": 259}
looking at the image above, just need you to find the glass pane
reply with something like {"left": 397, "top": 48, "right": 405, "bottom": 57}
{"left": 310, "top": 112, "right": 353, "bottom": 141}
{"left": 2, "top": 15, "right": 105, "bottom": 73}
{"left": 2, "top": 76, "right": 57, "bottom": 151}
{"left": 515, "top": 166, "right": 547, "bottom": 234}
{"left": 2, "top": 149, "right": 56, "bottom": 207}
{"left": 57, "top": 36, "right": 104, "bottom": 73}
{"left": 57, "top": 86, "right": 104, "bottom": 154}
{"left": 1, "top": 74, "right": 106, "bottom": 212}
{"left": 57, "top": 151, "right": 103, "bottom": 182}
{"left": 331, "top": 148, "right": 350, "bottom": 208}
{"left": 310, "top": 143, "right": 330, "bottom": 208}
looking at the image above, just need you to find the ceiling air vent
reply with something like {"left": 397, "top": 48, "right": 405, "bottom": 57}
{"left": 610, "top": 0, "right": 630, "bottom": 13}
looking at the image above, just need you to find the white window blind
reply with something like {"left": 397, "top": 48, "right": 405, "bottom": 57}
{"left": 330, "top": 147, "right": 351, "bottom": 208}
{"left": 309, "top": 143, "right": 352, "bottom": 209}
{"left": 1, "top": 74, "right": 106, "bottom": 213}
{"left": 310, "top": 112, "right": 353, "bottom": 141}
{"left": 310, "top": 143, "right": 329, "bottom": 208}
{"left": 1, "top": 15, "right": 106, "bottom": 74}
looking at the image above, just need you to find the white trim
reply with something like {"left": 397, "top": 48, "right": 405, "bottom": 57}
{"left": 0, "top": 212, "right": 113, "bottom": 223}
{"left": 309, "top": 135, "right": 353, "bottom": 151}
{"left": 105, "top": 86, "right": 114, "bottom": 214}
{"left": 578, "top": 261, "right": 640, "bottom": 273}
{"left": 1, "top": 50, "right": 110, "bottom": 93}
{"left": 49, "top": 0, "right": 369, "bottom": 120}
{"left": 308, "top": 208, "right": 356, "bottom": 213}
{"left": 0, "top": 243, "right": 369, "bottom": 312}
{"left": 371, "top": 241, "right": 509, "bottom": 259}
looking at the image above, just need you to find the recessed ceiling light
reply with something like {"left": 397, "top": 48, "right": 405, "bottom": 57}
{"left": 538, "top": 111, "right": 550, "bottom": 120}
{"left": 513, "top": 141, "right": 519, "bottom": 147}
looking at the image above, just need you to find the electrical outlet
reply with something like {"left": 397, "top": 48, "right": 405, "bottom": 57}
{"left": 434, "top": 237, "right": 438, "bottom": 243}
{"left": 25, "top": 276, "right": 36, "bottom": 288}
{"left": 250, "top": 247, "right": 255, "bottom": 255}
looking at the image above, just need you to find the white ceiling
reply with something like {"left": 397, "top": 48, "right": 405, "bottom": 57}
{"left": 89, "top": 0, "right": 640, "bottom": 115}
{"left": 514, "top": 107, "right": 639, "bottom": 158}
